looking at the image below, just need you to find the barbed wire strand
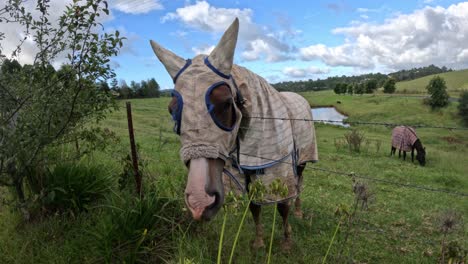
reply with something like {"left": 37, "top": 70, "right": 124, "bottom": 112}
{"left": 237, "top": 152, "right": 468, "bottom": 198}
{"left": 118, "top": 103, "right": 468, "bottom": 130}
{"left": 141, "top": 148, "right": 468, "bottom": 198}
{"left": 245, "top": 116, "right": 468, "bottom": 131}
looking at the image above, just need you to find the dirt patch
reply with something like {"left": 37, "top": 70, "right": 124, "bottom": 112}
{"left": 440, "top": 136, "right": 463, "bottom": 144}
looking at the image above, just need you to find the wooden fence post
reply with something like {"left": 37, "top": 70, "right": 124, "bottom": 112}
{"left": 126, "top": 102, "right": 142, "bottom": 195}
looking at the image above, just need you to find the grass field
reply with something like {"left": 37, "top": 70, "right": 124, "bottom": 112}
{"left": 1, "top": 90, "right": 467, "bottom": 263}
{"left": 395, "top": 69, "right": 468, "bottom": 96}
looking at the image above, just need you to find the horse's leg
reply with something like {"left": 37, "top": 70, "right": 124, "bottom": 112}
{"left": 411, "top": 147, "right": 414, "bottom": 162}
{"left": 403, "top": 151, "right": 406, "bottom": 160}
{"left": 249, "top": 202, "right": 265, "bottom": 249}
{"left": 277, "top": 202, "right": 293, "bottom": 251}
{"left": 294, "top": 164, "right": 306, "bottom": 219}
{"left": 390, "top": 146, "right": 395, "bottom": 156}
{"left": 398, "top": 149, "right": 401, "bottom": 158}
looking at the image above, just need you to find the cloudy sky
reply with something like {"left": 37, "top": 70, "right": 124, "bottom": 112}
{"left": 2, "top": 0, "right": 468, "bottom": 90}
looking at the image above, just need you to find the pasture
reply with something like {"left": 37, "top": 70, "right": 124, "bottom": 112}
{"left": 395, "top": 69, "right": 468, "bottom": 96}
{"left": 0, "top": 90, "right": 467, "bottom": 263}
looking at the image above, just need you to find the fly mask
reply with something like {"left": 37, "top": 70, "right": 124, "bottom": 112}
{"left": 170, "top": 56, "right": 243, "bottom": 163}
{"left": 150, "top": 18, "right": 243, "bottom": 220}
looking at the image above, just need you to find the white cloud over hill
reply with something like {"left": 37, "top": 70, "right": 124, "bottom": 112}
{"left": 300, "top": 2, "right": 468, "bottom": 71}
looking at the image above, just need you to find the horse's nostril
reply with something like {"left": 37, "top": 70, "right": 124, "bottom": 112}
{"left": 206, "top": 192, "right": 220, "bottom": 210}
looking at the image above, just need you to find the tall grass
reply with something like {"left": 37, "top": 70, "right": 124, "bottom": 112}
{"left": 42, "top": 163, "right": 115, "bottom": 213}
{"left": 89, "top": 191, "right": 186, "bottom": 263}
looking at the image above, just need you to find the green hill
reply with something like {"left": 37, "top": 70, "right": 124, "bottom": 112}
{"left": 396, "top": 69, "right": 468, "bottom": 96}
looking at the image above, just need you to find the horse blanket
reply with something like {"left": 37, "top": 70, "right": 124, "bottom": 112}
{"left": 391, "top": 126, "right": 418, "bottom": 152}
{"left": 223, "top": 65, "right": 318, "bottom": 204}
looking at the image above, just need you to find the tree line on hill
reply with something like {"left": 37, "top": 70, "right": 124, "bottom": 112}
{"left": 109, "top": 78, "right": 161, "bottom": 99}
{"left": 389, "top": 64, "right": 452, "bottom": 82}
{"left": 272, "top": 64, "right": 452, "bottom": 93}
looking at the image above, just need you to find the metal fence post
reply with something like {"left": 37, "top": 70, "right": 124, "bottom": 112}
{"left": 126, "top": 101, "right": 142, "bottom": 195}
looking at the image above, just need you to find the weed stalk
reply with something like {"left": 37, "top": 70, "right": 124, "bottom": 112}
{"left": 228, "top": 193, "right": 254, "bottom": 264}
{"left": 267, "top": 204, "right": 277, "bottom": 264}
{"left": 217, "top": 212, "right": 228, "bottom": 264}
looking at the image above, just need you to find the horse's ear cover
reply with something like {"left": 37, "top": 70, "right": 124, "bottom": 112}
{"left": 149, "top": 40, "right": 186, "bottom": 80}
{"left": 208, "top": 18, "right": 239, "bottom": 76}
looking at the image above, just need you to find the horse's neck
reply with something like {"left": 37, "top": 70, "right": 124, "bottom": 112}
{"left": 413, "top": 139, "right": 423, "bottom": 151}
{"left": 231, "top": 65, "right": 277, "bottom": 117}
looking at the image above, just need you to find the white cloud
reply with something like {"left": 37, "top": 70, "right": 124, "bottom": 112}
{"left": 161, "top": 1, "right": 253, "bottom": 32}
{"left": 110, "top": 0, "right": 163, "bottom": 14}
{"left": 161, "top": 1, "right": 293, "bottom": 62}
{"left": 457, "top": 49, "right": 468, "bottom": 62}
{"left": 357, "top": 8, "right": 370, "bottom": 13}
{"left": 0, "top": 0, "right": 135, "bottom": 68}
{"left": 0, "top": 0, "right": 73, "bottom": 65}
{"left": 282, "top": 66, "right": 330, "bottom": 78}
{"left": 192, "top": 45, "right": 215, "bottom": 55}
{"left": 300, "top": 2, "right": 468, "bottom": 71}
{"left": 241, "top": 39, "right": 291, "bottom": 62}
{"left": 360, "top": 14, "right": 369, "bottom": 19}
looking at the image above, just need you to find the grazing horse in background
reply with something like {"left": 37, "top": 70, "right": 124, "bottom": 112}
{"left": 150, "top": 18, "right": 318, "bottom": 250}
{"left": 391, "top": 126, "right": 426, "bottom": 166}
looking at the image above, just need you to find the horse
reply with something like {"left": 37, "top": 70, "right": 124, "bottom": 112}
{"left": 390, "top": 126, "right": 426, "bottom": 166}
{"left": 150, "top": 18, "right": 318, "bottom": 250}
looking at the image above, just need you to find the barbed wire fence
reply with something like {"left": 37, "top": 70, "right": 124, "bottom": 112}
{"left": 127, "top": 110, "right": 468, "bottom": 261}
{"left": 139, "top": 107, "right": 468, "bottom": 197}
{"left": 144, "top": 105, "right": 468, "bottom": 130}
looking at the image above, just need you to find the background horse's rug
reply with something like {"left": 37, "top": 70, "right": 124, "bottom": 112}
{"left": 223, "top": 65, "right": 318, "bottom": 204}
{"left": 391, "top": 126, "right": 418, "bottom": 152}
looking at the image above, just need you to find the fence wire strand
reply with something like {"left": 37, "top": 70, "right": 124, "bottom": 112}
{"left": 237, "top": 152, "right": 468, "bottom": 198}
{"left": 245, "top": 116, "right": 468, "bottom": 131}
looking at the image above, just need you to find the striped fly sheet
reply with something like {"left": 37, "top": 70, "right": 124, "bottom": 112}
{"left": 391, "top": 126, "right": 418, "bottom": 152}
{"left": 223, "top": 65, "right": 318, "bottom": 204}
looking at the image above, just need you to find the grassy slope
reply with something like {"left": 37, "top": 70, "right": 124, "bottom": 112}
{"left": 395, "top": 69, "right": 468, "bottom": 96}
{"left": 1, "top": 91, "right": 467, "bottom": 263}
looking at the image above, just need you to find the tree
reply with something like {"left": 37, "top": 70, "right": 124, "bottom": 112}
{"left": 365, "top": 79, "right": 378, "bottom": 93}
{"left": 355, "top": 83, "right": 365, "bottom": 95}
{"left": 383, "top": 78, "right": 396, "bottom": 94}
{"left": 0, "top": 0, "right": 124, "bottom": 214}
{"left": 147, "top": 78, "right": 160, "bottom": 98}
{"left": 426, "top": 76, "right": 449, "bottom": 108}
{"left": 110, "top": 78, "right": 119, "bottom": 91}
{"left": 119, "top": 79, "right": 132, "bottom": 99}
{"left": 347, "top": 83, "right": 354, "bottom": 95}
{"left": 340, "top": 83, "right": 348, "bottom": 94}
{"left": 334, "top": 83, "right": 342, "bottom": 94}
{"left": 458, "top": 91, "right": 468, "bottom": 125}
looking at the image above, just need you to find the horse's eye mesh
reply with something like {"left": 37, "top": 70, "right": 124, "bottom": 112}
{"left": 170, "top": 90, "right": 183, "bottom": 135}
{"left": 205, "top": 83, "right": 236, "bottom": 131}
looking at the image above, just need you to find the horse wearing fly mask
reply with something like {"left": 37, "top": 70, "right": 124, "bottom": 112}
{"left": 150, "top": 18, "right": 318, "bottom": 250}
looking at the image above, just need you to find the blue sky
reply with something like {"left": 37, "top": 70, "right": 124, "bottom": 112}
{"left": 106, "top": 0, "right": 468, "bottom": 90}
{"left": 4, "top": 0, "right": 467, "bottom": 90}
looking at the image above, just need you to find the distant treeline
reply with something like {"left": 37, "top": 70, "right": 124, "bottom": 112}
{"left": 110, "top": 78, "right": 160, "bottom": 99}
{"left": 272, "top": 64, "right": 452, "bottom": 92}
{"left": 389, "top": 64, "right": 452, "bottom": 82}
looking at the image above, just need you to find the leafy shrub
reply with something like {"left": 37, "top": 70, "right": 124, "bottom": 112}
{"left": 458, "top": 91, "right": 468, "bottom": 125}
{"left": 90, "top": 192, "right": 186, "bottom": 263}
{"left": 42, "top": 164, "right": 115, "bottom": 213}
{"left": 344, "top": 129, "right": 365, "bottom": 153}
{"left": 426, "top": 76, "right": 449, "bottom": 108}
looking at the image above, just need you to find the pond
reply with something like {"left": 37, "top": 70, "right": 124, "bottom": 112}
{"left": 311, "top": 107, "right": 350, "bottom": 127}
